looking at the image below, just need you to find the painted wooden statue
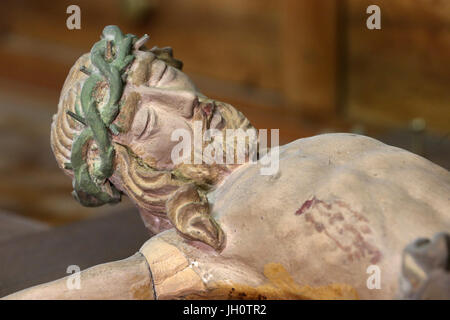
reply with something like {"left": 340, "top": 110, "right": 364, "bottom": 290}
{"left": 4, "top": 26, "right": 449, "bottom": 300}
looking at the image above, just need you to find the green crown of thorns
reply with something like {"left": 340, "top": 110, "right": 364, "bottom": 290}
{"left": 64, "top": 25, "right": 142, "bottom": 207}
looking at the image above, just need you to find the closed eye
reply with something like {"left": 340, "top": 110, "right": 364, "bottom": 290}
{"left": 132, "top": 107, "right": 149, "bottom": 138}
{"left": 157, "top": 63, "right": 168, "bottom": 85}
{"left": 132, "top": 107, "right": 157, "bottom": 140}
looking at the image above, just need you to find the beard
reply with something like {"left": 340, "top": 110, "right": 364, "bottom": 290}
{"left": 110, "top": 98, "right": 256, "bottom": 208}
{"left": 177, "top": 99, "right": 257, "bottom": 187}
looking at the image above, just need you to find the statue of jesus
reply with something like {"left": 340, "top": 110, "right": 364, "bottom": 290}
{"left": 4, "top": 26, "right": 449, "bottom": 300}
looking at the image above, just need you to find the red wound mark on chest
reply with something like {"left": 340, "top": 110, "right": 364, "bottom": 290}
{"left": 296, "top": 197, "right": 382, "bottom": 264}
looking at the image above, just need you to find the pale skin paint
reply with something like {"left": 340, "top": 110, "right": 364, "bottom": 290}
{"left": 113, "top": 49, "right": 228, "bottom": 171}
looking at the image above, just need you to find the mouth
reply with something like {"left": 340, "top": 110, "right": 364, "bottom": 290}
{"left": 210, "top": 108, "right": 224, "bottom": 130}
{"left": 195, "top": 100, "right": 224, "bottom": 130}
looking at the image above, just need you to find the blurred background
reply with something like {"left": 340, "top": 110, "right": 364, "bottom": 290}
{"left": 0, "top": 0, "right": 449, "bottom": 229}
{"left": 0, "top": 0, "right": 450, "bottom": 296}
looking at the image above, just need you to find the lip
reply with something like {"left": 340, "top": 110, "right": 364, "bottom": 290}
{"left": 200, "top": 101, "right": 214, "bottom": 118}
{"left": 210, "top": 107, "right": 224, "bottom": 129}
{"left": 196, "top": 100, "right": 224, "bottom": 129}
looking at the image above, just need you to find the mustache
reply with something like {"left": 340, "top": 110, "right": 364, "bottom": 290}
{"left": 215, "top": 102, "right": 253, "bottom": 131}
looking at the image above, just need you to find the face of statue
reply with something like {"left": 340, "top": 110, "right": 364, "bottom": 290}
{"left": 51, "top": 28, "right": 253, "bottom": 248}
{"left": 52, "top": 39, "right": 253, "bottom": 231}
{"left": 112, "top": 50, "right": 248, "bottom": 171}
